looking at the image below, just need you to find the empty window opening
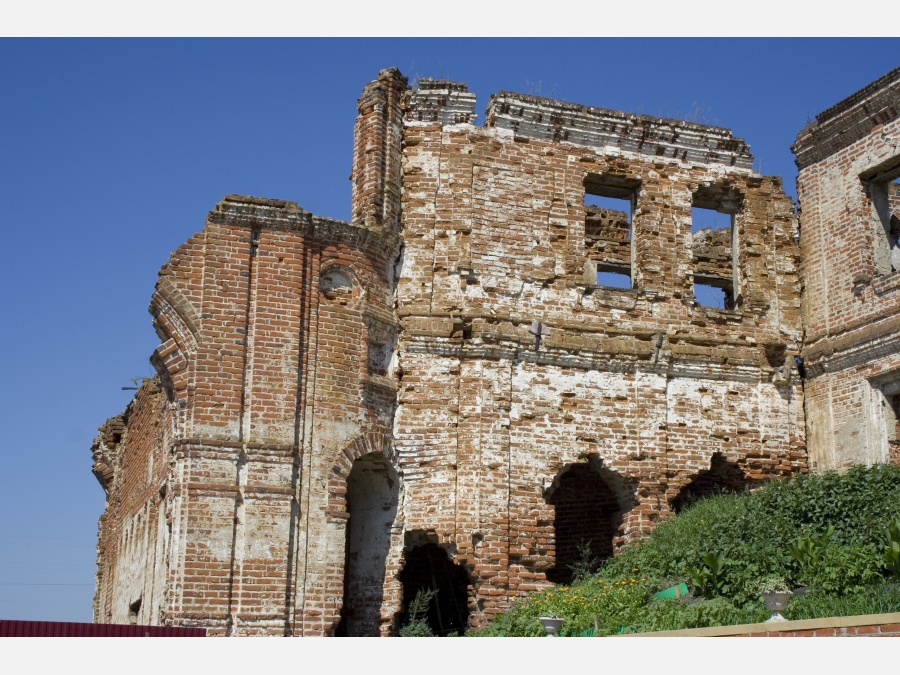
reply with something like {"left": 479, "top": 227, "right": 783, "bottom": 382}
{"left": 864, "top": 163, "right": 900, "bottom": 276}
{"left": 366, "top": 317, "right": 397, "bottom": 377}
{"left": 671, "top": 452, "right": 749, "bottom": 514}
{"left": 876, "top": 380, "right": 900, "bottom": 448}
{"left": 693, "top": 278, "right": 734, "bottom": 311}
{"left": 336, "top": 453, "right": 399, "bottom": 637}
{"left": 397, "top": 544, "right": 470, "bottom": 636}
{"left": 596, "top": 265, "right": 632, "bottom": 289}
{"left": 584, "top": 174, "right": 639, "bottom": 290}
{"left": 545, "top": 463, "right": 621, "bottom": 584}
{"left": 691, "top": 185, "right": 741, "bottom": 309}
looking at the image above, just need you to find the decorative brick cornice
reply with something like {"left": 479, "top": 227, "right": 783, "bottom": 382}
{"left": 486, "top": 91, "right": 754, "bottom": 169}
{"left": 793, "top": 66, "right": 900, "bottom": 170}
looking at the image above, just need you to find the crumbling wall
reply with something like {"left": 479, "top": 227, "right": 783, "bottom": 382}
{"left": 394, "top": 80, "right": 805, "bottom": 626}
{"left": 793, "top": 66, "right": 900, "bottom": 470}
{"left": 92, "top": 379, "right": 171, "bottom": 626}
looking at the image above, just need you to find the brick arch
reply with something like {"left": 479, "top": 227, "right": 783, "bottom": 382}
{"left": 326, "top": 431, "right": 398, "bottom": 517}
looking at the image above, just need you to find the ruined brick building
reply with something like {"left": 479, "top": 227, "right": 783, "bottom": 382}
{"left": 91, "top": 66, "right": 899, "bottom": 636}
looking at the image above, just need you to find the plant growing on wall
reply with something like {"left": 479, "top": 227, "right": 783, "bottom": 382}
{"left": 568, "top": 540, "right": 601, "bottom": 583}
{"left": 400, "top": 588, "right": 438, "bottom": 637}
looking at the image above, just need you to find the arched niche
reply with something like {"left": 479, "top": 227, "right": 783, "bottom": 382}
{"left": 544, "top": 462, "right": 626, "bottom": 584}
{"left": 335, "top": 453, "right": 399, "bottom": 636}
{"left": 671, "top": 452, "right": 749, "bottom": 514}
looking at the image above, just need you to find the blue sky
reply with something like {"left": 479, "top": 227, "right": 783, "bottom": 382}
{"left": 0, "top": 38, "right": 898, "bottom": 623}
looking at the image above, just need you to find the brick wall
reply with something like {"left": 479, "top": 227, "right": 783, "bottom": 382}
{"left": 393, "top": 84, "right": 805, "bottom": 625}
{"left": 793, "top": 66, "right": 900, "bottom": 470}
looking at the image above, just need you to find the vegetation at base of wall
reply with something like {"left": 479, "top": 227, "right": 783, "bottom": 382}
{"left": 399, "top": 588, "right": 437, "bottom": 637}
{"left": 477, "top": 464, "right": 900, "bottom": 636}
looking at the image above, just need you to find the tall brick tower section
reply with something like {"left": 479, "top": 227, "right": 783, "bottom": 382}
{"left": 93, "top": 68, "right": 809, "bottom": 636}
{"left": 793, "top": 67, "right": 900, "bottom": 470}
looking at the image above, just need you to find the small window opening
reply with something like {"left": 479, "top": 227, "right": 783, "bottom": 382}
{"left": 865, "top": 164, "right": 900, "bottom": 277}
{"left": 691, "top": 185, "right": 741, "bottom": 309}
{"left": 596, "top": 265, "right": 632, "bottom": 289}
{"left": 584, "top": 174, "right": 639, "bottom": 290}
{"left": 128, "top": 597, "right": 142, "bottom": 625}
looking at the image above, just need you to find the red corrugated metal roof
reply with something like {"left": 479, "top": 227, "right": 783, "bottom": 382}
{"left": 0, "top": 620, "right": 206, "bottom": 637}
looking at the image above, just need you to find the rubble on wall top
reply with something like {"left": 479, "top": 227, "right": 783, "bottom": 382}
{"left": 484, "top": 90, "right": 754, "bottom": 170}
{"left": 213, "top": 194, "right": 339, "bottom": 230}
{"left": 221, "top": 194, "right": 303, "bottom": 212}
{"left": 414, "top": 78, "right": 471, "bottom": 93}
{"left": 816, "top": 66, "right": 900, "bottom": 126}
{"left": 402, "top": 70, "right": 754, "bottom": 170}
{"left": 407, "top": 78, "right": 478, "bottom": 126}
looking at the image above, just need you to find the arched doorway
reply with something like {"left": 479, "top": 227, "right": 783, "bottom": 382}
{"left": 398, "top": 544, "right": 470, "bottom": 636}
{"left": 545, "top": 463, "right": 621, "bottom": 584}
{"left": 671, "top": 452, "right": 748, "bottom": 513}
{"left": 335, "top": 453, "right": 398, "bottom": 636}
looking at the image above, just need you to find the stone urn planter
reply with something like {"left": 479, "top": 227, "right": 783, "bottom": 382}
{"left": 538, "top": 616, "right": 564, "bottom": 636}
{"left": 761, "top": 590, "right": 793, "bottom": 622}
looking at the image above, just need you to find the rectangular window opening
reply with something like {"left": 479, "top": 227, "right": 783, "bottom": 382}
{"left": 597, "top": 265, "right": 632, "bottom": 289}
{"left": 584, "top": 174, "right": 639, "bottom": 290}
{"left": 691, "top": 185, "right": 740, "bottom": 309}
{"left": 693, "top": 278, "right": 734, "bottom": 310}
{"left": 863, "top": 161, "right": 900, "bottom": 277}
{"left": 871, "top": 376, "right": 900, "bottom": 465}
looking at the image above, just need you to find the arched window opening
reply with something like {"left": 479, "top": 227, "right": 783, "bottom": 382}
{"left": 397, "top": 544, "right": 470, "bottom": 636}
{"left": 671, "top": 452, "right": 748, "bottom": 514}
{"left": 335, "top": 453, "right": 398, "bottom": 637}
{"left": 545, "top": 463, "right": 621, "bottom": 584}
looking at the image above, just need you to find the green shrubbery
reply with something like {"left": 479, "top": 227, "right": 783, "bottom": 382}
{"left": 477, "top": 463, "right": 900, "bottom": 636}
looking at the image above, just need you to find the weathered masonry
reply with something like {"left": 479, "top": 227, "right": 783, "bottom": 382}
{"left": 94, "top": 67, "right": 818, "bottom": 636}
{"left": 793, "top": 66, "right": 900, "bottom": 470}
